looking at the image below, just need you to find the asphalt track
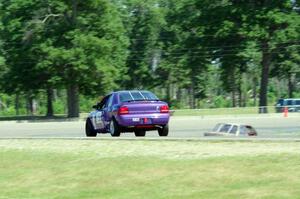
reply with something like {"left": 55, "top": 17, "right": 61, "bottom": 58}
{"left": 0, "top": 114, "right": 300, "bottom": 139}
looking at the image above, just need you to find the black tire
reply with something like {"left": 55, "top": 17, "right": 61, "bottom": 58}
{"left": 134, "top": 130, "right": 146, "bottom": 137}
{"left": 158, "top": 124, "right": 169, "bottom": 136}
{"left": 85, "top": 118, "right": 97, "bottom": 137}
{"left": 109, "top": 119, "right": 121, "bottom": 137}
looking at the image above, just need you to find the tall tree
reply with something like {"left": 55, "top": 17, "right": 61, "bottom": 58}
{"left": 0, "top": 0, "right": 45, "bottom": 115}
{"left": 158, "top": 0, "right": 212, "bottom": 108}
{"left": 124, "top": 0, "right": 165, "bottom": 89}
{"left": 272, "top": 44, "right": 300, "bottom": 98}
{"left": 1, "top": 0, "right": 129, "bottom": 117}
{"left": 0, "top": 8, "right": 5, "bottom": 86}
{"left": 239, "top": 1, "right": 300, "bottom": 112}
{"left": 47, "top": 0, "right": 128, "bottom": 117}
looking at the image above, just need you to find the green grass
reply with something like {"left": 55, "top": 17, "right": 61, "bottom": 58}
{"left": 1, "top": 140, "right": 300, "bottom": 199}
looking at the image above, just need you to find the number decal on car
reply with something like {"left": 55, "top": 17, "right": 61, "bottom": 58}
{"left": 96, "top": 112, "right": 103, "bottom": 123}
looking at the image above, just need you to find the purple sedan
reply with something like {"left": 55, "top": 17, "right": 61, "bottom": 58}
{"left": 85, "top": 90, "right": 170, "bottom": 137}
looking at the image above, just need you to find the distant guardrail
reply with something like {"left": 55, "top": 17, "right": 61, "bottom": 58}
{"left": 170, "top": 106, "right": 300, "bottom": 116}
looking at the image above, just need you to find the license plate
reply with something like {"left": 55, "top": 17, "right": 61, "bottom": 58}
{"left": 132, "top": 118, "right": 140, "bottom": 122}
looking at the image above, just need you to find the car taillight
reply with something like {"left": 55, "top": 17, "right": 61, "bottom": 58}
{"left": 118, "top": 106, "right": 129, "bottom": 115}
{"left": 160, "top": 105, "right": 169, "bottom": 113}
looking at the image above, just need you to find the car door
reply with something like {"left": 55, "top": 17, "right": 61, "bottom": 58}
{"left": 92, "top": 96, "right": 109, "bottom": 131}
{"left": 102, "top": 94, "right": 114, "bottom": 129}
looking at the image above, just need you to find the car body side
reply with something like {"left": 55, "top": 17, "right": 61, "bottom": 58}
{"left": 275, "top": 98, "right": 300, "bottom": 113}
{"left": 204, "top": 123, "right": 257, "bottom": 137}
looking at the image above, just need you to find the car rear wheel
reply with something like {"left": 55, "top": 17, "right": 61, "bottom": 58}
{"left": 85, "top": 118, "right": 97, "bottom": 137}
{"left": 158, "top": 124, "right": 169, "bottom": 136}
{"left": 110, "top": 119, "right": 121, "bottom": 137}
{"left": 134, "top": 130, "right": 146, "bottom": 137}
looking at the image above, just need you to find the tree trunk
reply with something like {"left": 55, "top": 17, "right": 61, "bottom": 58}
{"left": 72, "top": 0, "right": 78, "bottom": 25}
{"left": 259, "top": 41, "right": 271, "bottom": 113}
{"left": 188, "top": 86, "right": 195, "bottom": 109}
{"left": 238, "top": 85, "right": 242, "bottom": 107}
{"left": 0, "top": 97, "right": 2, "bottom": 111}
{"left": 232, "top": 90, "right": 236, "bottom": 107}
{"left": 53, "top": 89, "right": 58, "bottom": 101}
{"left": 15, "top": 94, "right": 20, "bottom": 115}
{"left": 46, "top": 88, "right": 54, "bottom": 117}
{"left": 176, "top": 88, "right": 182, "bottom": 106}
{"left": 253, "top": 79, "right": 257, "bottom": 107}
{"left": 229, "top": 67, "right": 237, "bottom": 107}
{"left": 27, "top": 95, "right": 34, "bottom": 116}
{"left": 166, "top": 83, "right": 171, "bottom": 106}
{"left": 288, "top": 73, "right": 294, "bottom": 98}
{"left": 67, "top": 84, "right": 80, "bottom": 118}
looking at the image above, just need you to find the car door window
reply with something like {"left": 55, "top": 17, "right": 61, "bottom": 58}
{"left": 97, "top": 96, "right": 109, "bottom": 110}
{"left": 277, "top": 99, "right": 283, "bottom": 106}
{"left": 287, "top": 100, "right": 293, "bottom": 106}
{"left": 220, "top": 124, "right": 231, "bottom": 133}
{"left": 102, "top": 95, "right": 111, "bottom": 109}
{"left": 240, "top": 126, "right": 246, "bottom": 135}
{"left": 106, "top": 95, "right": 114, "bottom": 108}
{"left": 229, "top": 125, "right": 238, "bottom": 134}
{"left": 213, "top": 123, "right": 222, "bottom": 132}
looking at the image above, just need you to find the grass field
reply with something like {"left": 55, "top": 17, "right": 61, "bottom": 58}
{"left": 1, "top": 139, "right": 300, "bottom": 199}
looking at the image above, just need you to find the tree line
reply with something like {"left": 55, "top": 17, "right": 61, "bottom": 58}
{"left": 0, "top": 0, "right": 299, "bottom": 117}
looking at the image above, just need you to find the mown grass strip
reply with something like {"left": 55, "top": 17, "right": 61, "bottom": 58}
{"left": 1, "top": 140, "right": 300, "bottom": 199}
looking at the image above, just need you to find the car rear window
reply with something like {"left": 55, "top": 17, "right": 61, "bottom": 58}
{"left": 119, "top": 92, "right": 133, "bottom": 102}
{"left": 140, "top": 91, "right": 158, "bottom": 100}
{"left": 119, "top": 91, "right": 158, "bottom": 102}
{"left": 131, "top": 92, "right": 145, "bottom": 100}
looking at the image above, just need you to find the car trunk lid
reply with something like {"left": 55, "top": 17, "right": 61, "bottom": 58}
{"left": 121, "top": 101, "right": 168, "bottom": 114}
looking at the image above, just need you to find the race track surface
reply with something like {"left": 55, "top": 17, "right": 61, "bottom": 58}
{"left": 1, "top": 114, "right": 300, "bottom": 139}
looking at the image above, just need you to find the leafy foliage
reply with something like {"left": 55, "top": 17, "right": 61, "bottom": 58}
{"left": 0, "top": 0, "right": 299, "bottom": 116}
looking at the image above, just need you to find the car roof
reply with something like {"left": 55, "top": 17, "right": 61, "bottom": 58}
{"left": 117, "top": 90, "right": 151, "bottom": 93}
{"left": 109, "top": 90, "right": 152, "bottom": 95}
{"left": 216, "top": 123, "right": 252, "bottom": 127}
{"left": 280, "top": 98, "right": 300, "bottom": 101}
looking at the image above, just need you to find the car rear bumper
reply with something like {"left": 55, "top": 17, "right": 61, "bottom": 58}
{"left": 116, "top": 113, "right": 170, "bottom": 127}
